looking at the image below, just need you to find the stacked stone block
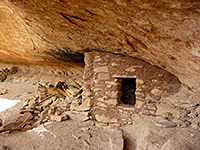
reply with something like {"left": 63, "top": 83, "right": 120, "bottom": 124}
{"left": 83, "top": 51, "right": 181, "bottom": 125}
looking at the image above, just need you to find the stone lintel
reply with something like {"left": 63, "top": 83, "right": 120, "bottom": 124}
{"left": 112, "top": 75, "right": 136, "bottom": 78}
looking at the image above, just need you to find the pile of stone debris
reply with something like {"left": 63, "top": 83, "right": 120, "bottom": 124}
{"left": 0, "top": 81, "right": 91, "bottom": 133}
{"left": 0, "top": 67, "right": 18, "bottom": 82}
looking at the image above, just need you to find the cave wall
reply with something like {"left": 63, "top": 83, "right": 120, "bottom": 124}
{"left": 0, "top": 0, "right": 200, "bottom": 90}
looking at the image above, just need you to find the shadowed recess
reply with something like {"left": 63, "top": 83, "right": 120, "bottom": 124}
{"left": 44, "top": 47, "right": 84, "bottom": 63}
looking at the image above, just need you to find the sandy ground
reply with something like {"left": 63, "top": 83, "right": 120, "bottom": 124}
{"left": 0, "top": 64, "right": 200, "bottom": 150}
{"left": 0, "top": 82, "right": 38, "bottom": 100}
{"left": 0, "top": 120, "right": 121, "bottom": 150}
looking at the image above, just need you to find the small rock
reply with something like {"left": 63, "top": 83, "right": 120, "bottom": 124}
{"left": 195, "top": 106, "right": 200, "bottom": 114}
{"left": 72, "top": 132, "right": 81, "bottom": 140}
{"left": 28, "top": 100, "right": 36, "bottom": 109}
{"left": 40, "top": 109, "right": 49, "bottom": 120}
{"left": 65, "top": 111, "right": 90, "bottom": 122}
{"left": 154, "top": 120, "right": 177, "bottom": 128}
{"left": 136, "top": 79, "right": 144, "bottom": 84}
{"left": 191, "top": 117, "right": 200, "bottom": 129}
{"left": 0, "top": 145, "right": 11, "bottom": 150}
{"left": 68, "top": 85, "right": 80, "bottom": 95}
{"left": 191, "top": 123, "right": 199, "bottom": 129}
{"left": 70, "top": 104, "right": 91, "bottom": 112}
{"left": 179, "top": 121, "right": 191, "bottom": 128}
{"left": 135, "top": 101, "right": 144, "bottom": 109}
{"left": 56, "top": 103, "right": 71, "bottom": 109}
{"left": 10, "top": 66, "right": 18, "bottom": 75}
{"left": 50, "top": 114, "right": 69, "bottom": 122}
{"left": 43, "top": 121, "right": 53, "bottom": 127}
{"left": 22, "top": 100, "right": 29, "bottom": 108}
{"left": 0, "top": 88, "right": 7, "bottom": 95}
{"left": 151, "top": 88, "right": 163, "bottom": 96}
{"left": 41, "top": 99, "right": 53, "bottom": 108}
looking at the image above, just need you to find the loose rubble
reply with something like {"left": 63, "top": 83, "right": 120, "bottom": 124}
{"left": 0, "top": 80, "right": 91, "bottom": 133}
{"left": 0, "top": 75, "right": 199, "bottom": 134}
{"left": 0, "top": 145, "right": 11, "bottom": 150}
{"left": 0, "top": 67, "right": 18, "bottom": 82}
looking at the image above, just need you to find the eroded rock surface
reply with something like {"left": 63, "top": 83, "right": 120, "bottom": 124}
{"left": 0, "top": 0, "right": 199, "bottom": 90}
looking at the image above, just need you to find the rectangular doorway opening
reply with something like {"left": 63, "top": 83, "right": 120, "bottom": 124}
{"left": 120, "top": 78, "right": 136, "bottom": 105}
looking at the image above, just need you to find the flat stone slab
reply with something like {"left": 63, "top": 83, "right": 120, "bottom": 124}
{"left": 154, "top": 121, "right": 177, "bottom": 128}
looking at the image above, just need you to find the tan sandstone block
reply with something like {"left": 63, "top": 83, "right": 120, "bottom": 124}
{"left": 64, "top": 111, "right": 90, "bottom": 121}
{"left": 82, "top": 98, "right": 93, "bottom": 107}
{"left": 107, "top": 99, "right": 118, "bottom": 105}
{"left": 97, "top": 97, "right": 104, "bottom": 102}
{"left": 70, "top": 104, "right": 91, "bottom": 112}
{"left": 105, "top": 91, "right": 119, "bottom": 98}
{"left": 105, "top": 81, "right": 120, "bottom": 85}
{"left": 98, "top": 73, "right": 110, "bottom": 80}
{"left": 94, "top": 66, "right": 109, "bottom": 72}
{"left": 135, "top": 91, "right": 144, "bottom": 97}
{"left": 125, "top": 66, "right": 136, "bottom": 72}
{"left": 135, "top": 101, "right": 144, "bottom": 109}
{"left": 151, "top": 88, "right": 163, "bottom": 96}
{"left": 107, "top": 84, "right": 112, "bottom": 88}
{"left": 50, "top": 114, "right": 69, "bottom": 122}
{"left": 112, "top": 75, "right": 136, "bottom": 78}
{"left": 94, "top": 56, "right": 101, "bottom": 62}
{"left": 136, "top": 79, "right": 144, "bottom": 84}
{"left": 111, "top": 63, "right": 118, "bottom": 66}
{"left": 147, "top": 104, "right": 157, "bottom": 110}
{"left": 95, "top": 114, "right": 118, "bottom": 123}
{"left": 97, "top": 102, "right": 107, "bottom": 107}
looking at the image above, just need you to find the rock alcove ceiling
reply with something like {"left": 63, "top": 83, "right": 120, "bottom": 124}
{"left": 0, "top": 0, "right": 200, "bottom": 90}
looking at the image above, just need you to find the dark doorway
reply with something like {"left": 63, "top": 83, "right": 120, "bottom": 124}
{"left": 121, "top": 78, "right": 136, "bottom": 105}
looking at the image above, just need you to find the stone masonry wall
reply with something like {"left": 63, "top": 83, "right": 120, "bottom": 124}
{"left": 83, "top": 51, "right": 181, "bottom": 125}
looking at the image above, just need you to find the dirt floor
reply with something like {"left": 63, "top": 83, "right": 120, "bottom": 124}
{"left": 0, "top": 64, "right": 200, "bottom": 150}
{"left": 0, "top": 80, "right": 123, "bottom": 150}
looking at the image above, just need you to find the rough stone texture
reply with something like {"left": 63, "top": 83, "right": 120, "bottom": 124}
{"left": 0, "top": 0, "right": 199, "bottom": 90}
{"left": 0, "top": 88, "right": 7, "bottom": 95}
{"left": 160, "top": 138, "right": 191, "bottom": 150}
{"left": 109, "top": 129, "right": 124, "bottom": 150}
{"left": 50, "top": 114, "right": 69, "bottom": 122}
{"left": 84, "top": 51, "right": 181, "bottom": 123}
{"left": 95, "top": 114, "right": 118, "bottom": 123}
{"left": 0, "top": 111, "right": 33, "bottom": 132}
{"left": 0, "top": 145, "right": 10, "bottom": 150}
{"left": 64, "top": 111, "right": 90, "bottom": 122}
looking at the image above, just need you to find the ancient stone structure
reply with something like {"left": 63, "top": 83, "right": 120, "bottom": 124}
{"left": 83, "top": 51, "right": 181, "bottom": 125}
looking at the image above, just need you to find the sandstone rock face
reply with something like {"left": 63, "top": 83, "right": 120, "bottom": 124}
{"left": 0, "top": 0, "right": 200, "bottom": 90}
